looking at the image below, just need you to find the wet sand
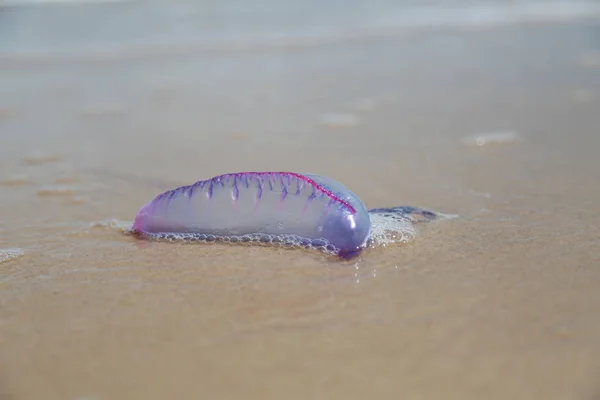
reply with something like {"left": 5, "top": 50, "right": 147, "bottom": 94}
{"left": 2, "top": 19, "right": 600, "bottom": 400}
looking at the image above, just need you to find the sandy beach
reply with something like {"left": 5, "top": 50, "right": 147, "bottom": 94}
{"left": 1, "top": 2, "right": 600, "bottom": 399}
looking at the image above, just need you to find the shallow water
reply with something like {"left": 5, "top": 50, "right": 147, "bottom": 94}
{"left": 1, "top": 2, "right": 600, "bottom": 399}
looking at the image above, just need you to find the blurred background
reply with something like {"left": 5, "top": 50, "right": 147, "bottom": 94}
{"left": 2, "top": 0, "right": 600, "bottom": 55}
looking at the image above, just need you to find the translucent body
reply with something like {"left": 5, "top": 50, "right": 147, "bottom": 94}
{"left": 132, "top": 172, "right": 372, "bottom": 256}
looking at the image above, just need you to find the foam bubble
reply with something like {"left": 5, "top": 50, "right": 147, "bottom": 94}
{"left": 320, "top": 113, "right": 361, "bottom": 128}
{"left": 69, "top": 195, "right": 89, "bottom": 204}
{"left": 369, "top": 206, "right": 457, "bottom": 245}
{"left": 367, "top": 213, "right": 417, "bottom": 248}
{"left": 90, "top": 219, "right": 133, "bottom": 232}
{"left": 131, "top": 231, "right": 340, "bottom": 255}
{"left": 0, "top": 248, "right": 24, "bottom": 263}
{"left": 462, "top": 131, "right": 521, "bottom": 147}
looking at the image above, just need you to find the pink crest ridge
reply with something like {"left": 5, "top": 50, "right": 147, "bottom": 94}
{"left": 225, "top": 172, "right": 357, "bottom": 214}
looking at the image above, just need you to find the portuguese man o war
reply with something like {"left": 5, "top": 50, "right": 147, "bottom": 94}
{"left": 131, "top": 172, "right": 446, "bottom": 259}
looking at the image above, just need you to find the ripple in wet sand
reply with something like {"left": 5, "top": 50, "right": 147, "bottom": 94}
{"left": 0, "top": 174, "right": 34, "bottom": 187}
{"left": 36, "top": 184, "right": 89, "bottom": 204}
{"left": 53, "top": 174, "right": 80, "bottom": 184}
{"left": 37, "top": 184, "right": 77, "bottom": 197}
{"left": 22, "top": 153, "right": 63, "bottom": 166}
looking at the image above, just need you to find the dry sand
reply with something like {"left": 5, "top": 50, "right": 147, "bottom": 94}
{"left": 1, "top": 19, "right": 600, "bottom": 400}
